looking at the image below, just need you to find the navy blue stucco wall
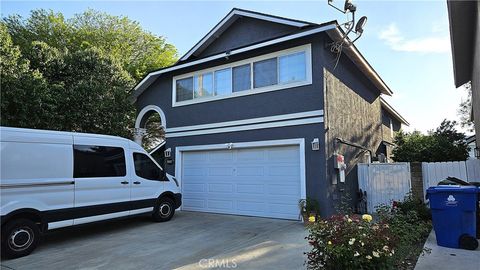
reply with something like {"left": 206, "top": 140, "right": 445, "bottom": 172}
{"left": 135, "top": 31, "right": 383, "bottom": 217}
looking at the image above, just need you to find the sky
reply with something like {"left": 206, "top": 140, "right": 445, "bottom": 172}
{"left": 1, "top": 0, "right": 471, "bottom": 134}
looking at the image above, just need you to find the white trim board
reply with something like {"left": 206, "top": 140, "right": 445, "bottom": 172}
{"left": 174, "top": 138, "right": 307, "bottom": 209}
{"left": 167, "top": 110, "right": 324, "bottom": 133}
{"left": 166, "top": 117, "right": 323, "bottom": 138}
{"left": 180, "top": 9, "right": 310, "bottom": 61}
{"left": 132, "top": 24, "right": 336, "bottom": 98}
{"left": 172, "top": 44, "right": 312, "bottom": 107}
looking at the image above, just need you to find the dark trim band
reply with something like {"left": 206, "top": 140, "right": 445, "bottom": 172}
{"left": 0, "top": 181, "right": 75, "bottom": 189}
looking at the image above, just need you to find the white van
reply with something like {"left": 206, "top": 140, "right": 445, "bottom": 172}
{"left": 0, "top": 127, "right": 181, "bottom": 259}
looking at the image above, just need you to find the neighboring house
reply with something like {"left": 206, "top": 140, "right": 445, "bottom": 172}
{"left": 379, "top": 97, "right": 409, "bottom": 162}
{"left": 466, "top": 135, "right": 477, "bottom": 159}
{"left": 447, "top": 0, "right": 479, "bottom": 156}
{"left": 132, "top": 9, "right": 408, "bottom": 218}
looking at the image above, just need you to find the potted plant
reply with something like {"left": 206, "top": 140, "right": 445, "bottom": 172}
{"left": 299, "top": 197, "right": 320, "bottom": 224}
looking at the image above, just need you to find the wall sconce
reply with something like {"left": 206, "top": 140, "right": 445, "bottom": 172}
{"left": 164, "top": 148, "right": 171, "bottom": 158}
{"left": 311, "top": 138, "right": 320, "bottom": 151}
{"left": 226, "top": 143, "right": 234, "bottom": 150}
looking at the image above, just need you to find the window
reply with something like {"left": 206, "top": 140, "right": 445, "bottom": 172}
{"left": 232, "top": 64, "right": 251, "bottom": 92}
{"left": 194, "top": 72, "right": 214, "bottom": 98}
{"left": 176, "top": 77, "right": 194, "bottom": 102}
{"left": 214, "top": 68, "right": 232, "bottom": 96}
{"left": 133, "top": 153, "right": 163, "bottom": 180}
{"left": 253, "top": 58, "right": 277, "bottom": 88}
{"left": 74, "top": 145, "right": 126, "bottom": 178}
{"left": 279, "top": 51, "right": 306, "bottom": 84}
{"left": 173, "top": 44, "right": 311, "bottom": 106}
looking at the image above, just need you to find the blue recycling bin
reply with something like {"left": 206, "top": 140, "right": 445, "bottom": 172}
{"left": 426, "top": 186, "right": 479, "bottom": 248}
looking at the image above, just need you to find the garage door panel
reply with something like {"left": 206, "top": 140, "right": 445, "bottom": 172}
{"left": 182, "top": 145, "right": 302, "bottom": 220}
{"left": 236, "top": 166, "right": 264, "bottom": 176}
{"left": 237, "top": 201, "right": 266, "bottom": 212}
{"left": 208, "top": 166, "right": 234, "bottom": 176}
{"left": 208, "top": 183, "right": 234, "bottom": 193}
{"left": 183, "top": 198, "right": 205, "bottom": 209}
{"left": 236, "top": 184, "right": 265, "bottom": 194}
{"left": 268, "top": 166, "right": 300, "bottom": 176}
{"left": 183, "top": 183, "right": 206, "bottom": 192}
{"left": 208, "top": 199, "right": 233, "bottom": 210}
{"left": 267, "top": 185, "right": 300, "bottom": 196}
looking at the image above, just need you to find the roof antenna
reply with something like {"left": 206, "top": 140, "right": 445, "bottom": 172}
{"left": 327, "top": 0, "right": 367, "bottom": 45}
{"left": 327, "top": 0, "right": 367, "bottom": 69}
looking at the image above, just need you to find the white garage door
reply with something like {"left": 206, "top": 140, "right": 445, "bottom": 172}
{"left": 181, "top": 145, "right": 302, "bottom": 220}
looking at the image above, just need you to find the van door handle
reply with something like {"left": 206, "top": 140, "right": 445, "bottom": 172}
{"left": 133, "top": 181, "right": 141, "bottom": 185}
{"left": 121, "top": 181, "right": 129, "bottom": 185}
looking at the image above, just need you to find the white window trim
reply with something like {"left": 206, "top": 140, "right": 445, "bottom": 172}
{"left": 172, "top": 44, "right": 312, "bottom": 107}
{"left": 174, "top": 138, "right": 307, "bottom": 211}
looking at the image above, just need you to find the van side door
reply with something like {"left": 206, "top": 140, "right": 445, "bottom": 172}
{"left": 72, "top": 137, "right": 131, "bottom": 224}
{"left": 130, "top": 151, "right": 165, "bottom": 213}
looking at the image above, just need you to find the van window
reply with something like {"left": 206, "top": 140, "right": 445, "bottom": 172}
{"left": 133, "top": 153, "right": 162, "bottom": 180}
{"left": 74, "top": 145, "right": 126, "bottom": 178}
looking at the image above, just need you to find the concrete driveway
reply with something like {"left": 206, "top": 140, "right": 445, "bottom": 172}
{"left": 1, "top": 211, "right": 309, "bottom": 270}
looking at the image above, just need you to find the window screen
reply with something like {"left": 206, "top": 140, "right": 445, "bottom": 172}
{"left": 253, "top": 58, "right": 277, "bottom": 88}
{"left": 74, "top": 145, "right": 126, "bottom": 178}
{"left": 214, "top": 68, "right": 232, "bottom": 96}
{"left": 133, "top": 153, "right": 162, "bottom": 180}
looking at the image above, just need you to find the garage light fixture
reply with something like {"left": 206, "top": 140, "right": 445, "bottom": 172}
{"left": 475, "top": 147, "right": 480, "bottom": 158}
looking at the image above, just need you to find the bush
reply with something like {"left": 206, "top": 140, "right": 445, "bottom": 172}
{"left": 376, "top": 197, "right": 432, "bottom": 268}
{"left": 305, "top": 215, "right": 397, "bottom": 270}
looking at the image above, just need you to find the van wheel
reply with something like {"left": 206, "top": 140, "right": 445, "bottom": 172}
{"left": 1, "top": 218, "right": 40, "bottom": 259}
{"left": 152, "top": 197, "right": 175, "bottom": 222}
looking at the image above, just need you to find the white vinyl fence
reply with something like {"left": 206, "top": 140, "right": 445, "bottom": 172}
{"left": 422, "top": 159, "right": 480, "bottom": 196}
{"left": 358, "top": 163, "right": 411, "bottom": 213}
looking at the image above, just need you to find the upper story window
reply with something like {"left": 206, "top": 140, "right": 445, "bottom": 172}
{"left": 173, "top": 44, "right": 312, "bottom": 107}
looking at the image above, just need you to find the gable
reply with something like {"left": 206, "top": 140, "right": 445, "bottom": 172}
{"left": 197, "top": 17, "right": 303, "bottom": 58}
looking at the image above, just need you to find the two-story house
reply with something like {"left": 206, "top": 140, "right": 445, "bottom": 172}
{"left": 132, "top": 9, "right": 408, "bottom": 219}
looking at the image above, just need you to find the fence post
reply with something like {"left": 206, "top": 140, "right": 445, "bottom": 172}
{"left": 410, "top": 162, "right": 424, "bottom": 201}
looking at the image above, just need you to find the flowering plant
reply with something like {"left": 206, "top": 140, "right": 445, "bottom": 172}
{"left": 306, "top": 215, "right": 397, "bottom": 270}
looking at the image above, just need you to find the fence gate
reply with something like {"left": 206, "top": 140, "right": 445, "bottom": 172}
{"left": 358, "top": 163, "right": 411, "bottom": 214}
{"left": 422, "top": 159, "right": 480, "bottom": 197}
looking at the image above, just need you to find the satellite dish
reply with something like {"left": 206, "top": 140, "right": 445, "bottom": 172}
{"left": 344, "top": 0, "right": 356, "bottom": 13}
{"left": 355, "top": 16, "right": 367, "bottom": 34}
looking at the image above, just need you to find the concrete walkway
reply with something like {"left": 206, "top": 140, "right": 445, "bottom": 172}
{"left": 1, "top": 211, "right": 309, "bottom": 270}
{"left": 415, "top": 231, "right": 480, "bottom": 270}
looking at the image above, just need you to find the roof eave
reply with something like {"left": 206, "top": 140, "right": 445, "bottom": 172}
{"left": 380, "top": 97, "right": 410, "bottom": 126}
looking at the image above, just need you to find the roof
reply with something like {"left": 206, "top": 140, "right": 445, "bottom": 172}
{"left": 132, "top": 8, "right": 393, "bottom": 101}
{"left": 466, "top": 135, "right": 476, "bottom": 144}
{"left": 179, "top": 8, "right": 316, "bottom": 61}
{"left": 447, "top": 0, "right": 477, "bottom": 88}
{"left": 380, "top": 97, "right": 409, "bottom": 126}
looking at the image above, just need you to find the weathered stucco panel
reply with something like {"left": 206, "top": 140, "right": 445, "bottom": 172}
{"left": 323, "top": 68, "right": 383, "bottom": 211}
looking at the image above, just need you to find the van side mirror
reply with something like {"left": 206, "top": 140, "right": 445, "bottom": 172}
{"left": 160, "top": 168, "right": 166, "bottom": 181}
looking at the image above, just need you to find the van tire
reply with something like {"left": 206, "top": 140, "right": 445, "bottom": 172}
{"left": 152, "top": 197, "right": 175, "bottom": 222}
{"left": 1, "top": 218, "right": 40, "bottom": 259}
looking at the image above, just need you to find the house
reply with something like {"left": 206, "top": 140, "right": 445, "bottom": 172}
{"left": 132, "top": 9, "right": 408, "bottom": 218}
{"left": 466, "top": 135, "right": 477, "bottom": 159}
{"left": 447, "top": 0, "right": 479, "bottom": 158}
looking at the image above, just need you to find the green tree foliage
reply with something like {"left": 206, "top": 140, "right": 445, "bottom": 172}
{"left": 393, "top": 119, "right": 469, "bottom": 162}
{"left": 457, "top": 82, "right": 474, "bottom": 133}
{"left": 1, "top": 9, "right": 177, "bottom": 138}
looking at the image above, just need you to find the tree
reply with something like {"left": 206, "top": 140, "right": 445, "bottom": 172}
{"left": 393, "top": 119, "right": 469, "bottom": 162}
{"left": 3, "top": 9, "right": 177, "bottom": 81}
{"left": 457, "top": 82, "right": 474, "bottom": 132}
{"left": 1, "top": 9, "right": 177, "bottom": 138}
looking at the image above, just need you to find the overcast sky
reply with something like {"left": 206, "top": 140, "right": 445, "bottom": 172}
{"left": 2, "top": 0, "right": 470, "bottom": 134}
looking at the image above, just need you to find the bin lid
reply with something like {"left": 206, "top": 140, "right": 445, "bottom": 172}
{"left": 427, "top": 185, "right": 479, "bottom": 194}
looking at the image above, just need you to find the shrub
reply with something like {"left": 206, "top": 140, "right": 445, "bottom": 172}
{"left": 305, "top": 215, "right": 397, "bottom": 270}
{"left": 376, "top": 200, "right": 431, "bottom": 268}
{"left": 393, "top": 193, "right": 431, "bottom": 222}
